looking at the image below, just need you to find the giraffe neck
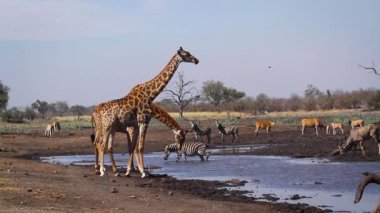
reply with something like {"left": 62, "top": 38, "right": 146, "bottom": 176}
{"left": 146, "top": 54, "right": 182, "bottom": 101}
{"left": 151, "top": 103, "right": 181, "bottom": 131}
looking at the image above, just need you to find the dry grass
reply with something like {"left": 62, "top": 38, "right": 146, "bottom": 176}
{"left": 1, "top": 110, "right": 379, "bottom": 134}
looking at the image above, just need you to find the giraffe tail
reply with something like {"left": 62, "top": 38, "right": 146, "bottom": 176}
{"left": 90, "top": 114, "right": 95, "bottom": 143}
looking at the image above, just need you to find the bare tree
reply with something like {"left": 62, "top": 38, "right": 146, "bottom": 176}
{"left": 359, "top": 61, "right": 379, "bottom": 76}
{"left": 165, "top": 71, "right": 200, "bottom": 118}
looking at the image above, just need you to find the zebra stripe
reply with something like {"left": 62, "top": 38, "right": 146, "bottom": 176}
{"left": 163, "top": 142, "right": 210, "bottom": 161}
{"left": 215, "top": 120, "right": 239, "bottom": 143}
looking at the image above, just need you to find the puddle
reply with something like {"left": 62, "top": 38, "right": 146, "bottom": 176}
{"left": 41, "top": 145, "right": 380, "bottom": 212}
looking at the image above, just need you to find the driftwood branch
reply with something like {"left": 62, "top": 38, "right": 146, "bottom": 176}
{"left": 358, "top": 62, "right": 379, "bottom": 76}
{"left": 354, "top": 172, "right": 380, "bottom": 204}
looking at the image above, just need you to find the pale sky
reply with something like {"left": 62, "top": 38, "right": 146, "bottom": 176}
{"left": 1, "top": 0, "right": 379, "bottom": 108}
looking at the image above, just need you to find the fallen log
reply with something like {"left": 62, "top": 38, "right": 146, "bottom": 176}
{"left": 354, "top": 172, "right": 380, "bottom": 204}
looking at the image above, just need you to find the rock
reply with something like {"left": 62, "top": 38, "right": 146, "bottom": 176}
{"left": 111, "top": 187, "right": 118, "bottom": 193}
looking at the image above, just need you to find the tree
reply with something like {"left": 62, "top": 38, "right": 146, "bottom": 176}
{"left": 55, "top": 101, "right": 69, "bottom": 116}
{"left": 70, "top": 105, "right": 87, "bottom": 121}
{"left": 304, "top": 84, "right": 322, "bottom": 111}
{"left": 165, "top": 71, "right": 200, "bottom": 118}
{"left": 0, "top": 81, "right": 10, "bottom": 112}
{"left": 202, "top": 80, "right": 245, "bottom": 107}
{"left": 254, "top": 93, "right": 270, "bottom": 114}
{"left": 359, "top": 61, "right": 379, "bottom": 76}
{"left": 31, "top": 100, "right": 49, "bottom": 119}
{"left": 1, "top": 107, "right": 24, "bottom": 123}
{"left": 24, "top": 107, "right": 37, "bottom": 121}
{"left": 367, "top": 90, "right": 380, "bottom": 110}
{"left": 202, "top": 80, "right": 225, "bottom": 106}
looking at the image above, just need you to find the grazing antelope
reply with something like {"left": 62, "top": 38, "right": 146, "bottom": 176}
{"left": 163, "top": 142, "right": 210, "bottom": 161}
{"left": 338, "top": 124, "right": 379, "bottom": 156}
{"left": 300, "top": 118, "right": 325, "bottom": 135}
{"left": 45, "top": 124, "right": 54, "bottom": 138}
{"left": 326, "top": 122, "right": 344, "bottom": 135}
{"left": 348, "top": 119, "right": 364, "bottom": 129}
{"left": 254, "top": 120, "right": 275, "bottom": 136}
{"left": 215, "top": 120, "right": 239, "bottom": 143}
{"left": 190, "top": 121, "right": 212, "bottom": 143}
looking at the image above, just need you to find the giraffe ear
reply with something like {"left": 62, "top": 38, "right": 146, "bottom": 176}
{"left": 177, "top": 47, "right": 183, "bottom": 54}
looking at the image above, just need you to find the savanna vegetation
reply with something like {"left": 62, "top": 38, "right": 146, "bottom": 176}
{"left": 1, "top": 75, "right": 380, "bottom": 135}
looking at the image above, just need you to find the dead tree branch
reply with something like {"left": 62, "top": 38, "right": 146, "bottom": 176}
{"left": 358, "top": 61, "right": 379, "bottom": 76}
{"left": 354, "top": 172, "right": 380, "bottom": 204}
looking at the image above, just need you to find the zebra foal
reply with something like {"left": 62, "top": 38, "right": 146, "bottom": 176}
{"left": 215, "top": 120, "right": 239, "bottom": 143}
{"left": 163, "top": 142, "right": 210, "bottom": 161}
{"left": 190, "top": 121, "right": 212, "bottom": 143}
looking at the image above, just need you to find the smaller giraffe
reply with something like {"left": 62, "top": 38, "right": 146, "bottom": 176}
{"left": 91, "top": 103, "right": 187, "bottom": 177}
{"left": 190, "top": 121, "right": 211, "bottom": 143}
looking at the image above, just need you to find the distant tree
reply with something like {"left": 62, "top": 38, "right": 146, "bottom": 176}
{"left": 31, "top": 100, "right": 49, "bottom": 119}
{"left": 359, "top": 61, "right": 379, "bottom": 76}
{"left": 254, "top": 93, "right": 270, "bottom": 114}
{"left": 288, "top": 94, "right": 302, "bottom": 111}
{"left": 223, "top": 87, "right": 245, "bottom": 103}
{"left": 165, "top": 71, "right": 200, "bottom": 118}
{"left": 304, "top": 84, "right": 322, "bottom": 111}
{"left": 1, "top": 107, "right": 24, "bottom": 123}
{"left": 70, "top": 105, "right": 86, "bottom": 121}
{"left": 202, "top": 80, "right": 245, "bottom": 107}
{"left": 367, "top": 90, "right": 380, "bottom": 110}
{"left": 202, "top": 80, "right": 225, "bottom": 106}
{"left": 24, "top": 107, "right": 37, "bottom": 121}
{"left": 55, "top": 101, "right": 69, "bottom": 116}
{"left": 0, "top": 81, "right": 10, "bottom": 112}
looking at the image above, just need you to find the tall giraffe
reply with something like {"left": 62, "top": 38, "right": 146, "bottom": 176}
{"left": 93, "top": 47, "right": 198, "bottom": 177}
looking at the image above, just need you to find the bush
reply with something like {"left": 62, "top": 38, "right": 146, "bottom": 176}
{"left": 1, "top": 107, "right": 24, "bottom": 123}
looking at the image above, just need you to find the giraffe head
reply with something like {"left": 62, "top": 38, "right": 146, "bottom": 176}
{"left": 177, "top": 47, "right": 199, "bottom": 64}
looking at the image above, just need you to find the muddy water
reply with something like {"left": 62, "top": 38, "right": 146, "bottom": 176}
{"left": 41, "top": 145, "right": 380, "bottom": 212}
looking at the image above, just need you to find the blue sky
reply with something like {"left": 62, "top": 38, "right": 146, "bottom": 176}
{"left": 0, "top": 0, "right": 379, "bottom": 107}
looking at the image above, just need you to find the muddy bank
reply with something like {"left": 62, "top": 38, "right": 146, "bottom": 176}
{"left": 1, "top": 124, "right": 379, "bottom": 212}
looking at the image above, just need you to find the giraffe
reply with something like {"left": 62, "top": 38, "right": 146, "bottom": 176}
{"left": 93, "top": 47, "right": 198, "bottom": 177}
{"left": 91, "top": 103, "right": 188, "bottom": 176}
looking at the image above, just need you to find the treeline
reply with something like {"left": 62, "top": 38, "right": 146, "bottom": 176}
{"left": 159, "top": 87, "right": 380, "bottom": 114}
{"left": 1, "top": 100, "right": 93, "bottom": 123}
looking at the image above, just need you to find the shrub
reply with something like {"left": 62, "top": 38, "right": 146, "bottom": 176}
{"left": 1, "top": 107, "right": 24, "bottom": 123}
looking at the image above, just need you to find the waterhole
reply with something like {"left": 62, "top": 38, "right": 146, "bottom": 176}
{"left": 41, "top": 145, "right": 380, "bottom": 212}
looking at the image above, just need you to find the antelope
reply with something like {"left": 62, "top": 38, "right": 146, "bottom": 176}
{"left": 338, "top": 124, "right": 379, "bottom": 156}
{"left": 254, "top": 120, "right": 275, "bottom": 136}
{"left": 301, "top": 118, "right": 325, "bottom": 135}
{"left": 45, "top": 124, "right": 54, "bottom": 138}
{"left": 348, "top": 119, "right": 364, "bottom": 129}
{"left": 326, "top": 122, "right": 344, "bottom": 135}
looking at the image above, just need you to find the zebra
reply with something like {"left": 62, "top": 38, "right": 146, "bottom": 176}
{"left": 190, "top": 121, "right": 212, "bottom": 143}
{"left": 215, "top": 120, "right": 239, "bottom": 143}
{"left": 163, "top": 142, "right": 210, "bottom": 161}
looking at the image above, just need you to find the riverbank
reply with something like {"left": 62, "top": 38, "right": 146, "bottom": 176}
{"left": 1, "top": 124, "right": 378, "bottom": 212}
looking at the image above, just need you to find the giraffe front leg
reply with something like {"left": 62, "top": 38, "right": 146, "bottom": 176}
{"left": 94, "top": 145, "right": 100, "bottom": 175}
{"left": 136, "top": 123, "right": 148, "bottom": 178}
{"left": 125, "top": 126, "right": 138, "bottom": 176}
{"left": 107, "top": 133, "right": 119, "bottom": 176}
{"left": 98, "top": 147, "right": 106, "bottom": 177}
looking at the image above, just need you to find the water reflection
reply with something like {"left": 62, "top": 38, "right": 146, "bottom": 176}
{"left": 40, "top": 145, "right": 380, "bottom": 212}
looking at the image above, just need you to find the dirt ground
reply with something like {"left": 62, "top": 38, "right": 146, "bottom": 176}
{"left": 1, "top": 123, "right": 379, "bottom": 212}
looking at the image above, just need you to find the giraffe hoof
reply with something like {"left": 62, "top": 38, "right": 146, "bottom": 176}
{"left": 114, "top": 172, "right": 120, "bottom": 177}
{"left": 125, "top": 171, "right": 131, "bottom": 177}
